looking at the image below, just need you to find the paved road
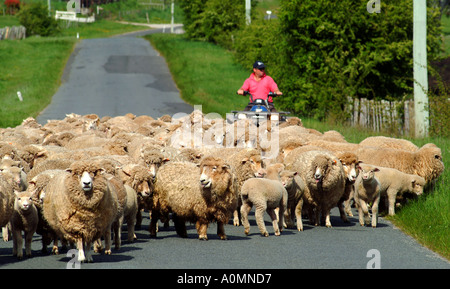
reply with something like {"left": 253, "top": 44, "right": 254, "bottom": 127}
{"left": 36, "top": 27, "right": 192, "bottom": 124}
{"left": 2, "top": 29, "right": 448, "bottom": 270}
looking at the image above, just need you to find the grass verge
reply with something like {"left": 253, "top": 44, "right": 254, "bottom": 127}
{"left": 146, "top": 33, "right": 449, "bottom": 261}
{"left": 0, "top": 20, "right": 150, "bottom": 128}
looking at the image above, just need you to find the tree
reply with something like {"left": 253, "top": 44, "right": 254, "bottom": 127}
{"left": 16, "top": 2, "right": 59, "bottom": 37}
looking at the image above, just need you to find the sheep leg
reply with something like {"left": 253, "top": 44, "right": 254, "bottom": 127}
{"left": 24, "top": 230, "right": 33, "bottom": 257}
{"left": 233, "top": 198, "right": 242, "bottom": 226}
{"left": 371, "top": 194, "right": 380, "bottom": 228}
{"left": 51, "top": 235, "right": 59, "bottom": 255}
{"left": 267, "top": 208, "right": 280, "bottom": 236}
{"left": 12, "top": 229, "right": 22, "bottom": 259}
{"left": 337, "top": 200, "right": 349, "bottom": 223}
{"left": 240, "top": 201, "right": 252, "bottom": 235}
{"left": 126, "top": 214, "right": 137, "bottom": 242}
{"left": 195, "top": 221, "right": 208, "bottom": 240}
{"left": 77, "top": 239, "right": 86, "bottom": 263}
{"left": 149, "top": 211, "right": 159, "bottom": 238}
{"left": 104, "top": 226, "right": 112, "bottom": 255}
{"left": 217, "top": 222, "right": 227, "bottom": 240}
{"left": 387, "top": 190, "right": 396, "bottom": 216}
{"left": 255, "top": 204, "right": 269, "bottom": 237}
{"left": 295, "top": 199, "right": 304, "bottom": 231}
{"left": 172, "top": 213, "right": 188, "bottom": 238}
{"left": 323, "top": 208, "right": 332, "bottom": 228}
{"left": 84, "top": 241, "right": 93, "bottom": 263}
{"left": 357, "top": 200, "right": 370, "bottom": 226}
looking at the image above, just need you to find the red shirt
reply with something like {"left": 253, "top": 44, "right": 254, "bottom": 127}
{"left": 241, "top": 73, "right": 279, "bottom": 102}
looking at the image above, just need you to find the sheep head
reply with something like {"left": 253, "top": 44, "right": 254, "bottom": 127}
{"left": 359, "top": 167, "right": 379, "bottom": 182}
{"left": 14, "top": 190, "right": 35, "bottom": 212}
{"left": 311, "top": 155, "right": 335, "bottom": 184}
{"left": 416, "top": 144, "right": 444, "bottom": 183}
{"left": 240, "top": 154, "right": 266, "bottom": 178}
{"left": 199, "top": 156, "right": 234, "bottom": 197}
{"left": 338, "top": 152, "right": 361, "bottom": 183}
{"left": 410, "top": 175, "right": 426, "bottom": 196}
{"left": 66, "top": 161, "right": 105, "bottom": 193}
{"left": 280, "top": 170, "right": 298, "bottom": 189}
{"left": 122, "top": 164, "right": 152, "bottom": 197}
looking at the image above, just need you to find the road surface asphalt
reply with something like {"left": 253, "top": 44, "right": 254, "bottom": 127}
{"left": 1, "top": 27, "right": 448, "bottom": 270}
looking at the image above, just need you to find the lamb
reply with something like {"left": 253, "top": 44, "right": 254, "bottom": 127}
{"left": 356, "top": 144, "right": 444, "bottom": 185}
{"left": 279, "top": 170, "right": 306, "bottom": 231}
{"left": 358, "top": 163, "right": 426, "bottom": 216}
{"left": 225, "top": 148, "right": 266, "bottom": 226}
{"left": 0, "top": 175, "right": 15, "bottom": 241}
{"left": 150, "top": 156, "right": 238, "bottom": 240}
{"left": 336, "top": 152, "right": 361, "bottom": 220}
{"left": 240, "top": 164, "right": 288, "bottom": 237}
{"left": 42, "top": 160, "right": 118, "bottom": 262}
{"left": 354, "top": 166, "right": 381, "bottom": 228}
{"left": 285, "top": 150, "right": 346, "bottom": 228}
{"left": 27, "top": 169, "right": 66, "bottom": 254}
{"left": 10, "top": 190, "right": 38, "bottom": 259}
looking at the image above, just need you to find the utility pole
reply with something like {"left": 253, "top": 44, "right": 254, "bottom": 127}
{"left": 245, "top": 0, "right": 251, "bottom": 25}
{"left": 48, "top": 0, "right": 51, "bottom": 16}
{"left": 171, "top": 0, "right": 174, "bottom": 33}
{"left": 413, "top": 0, "right": 429, "bottom": 138}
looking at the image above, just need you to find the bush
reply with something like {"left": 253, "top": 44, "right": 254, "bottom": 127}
{"left": 4, "top": 0, "right": 20, "bottom": 14}
{"left": 232, "top": 0, "right": 442, "bottom": 121}
{"left": 179, "top": 0, "right": 255, "bottom": 49}
{"left": 16, "top": 2, "right": 59, "bottom": 36}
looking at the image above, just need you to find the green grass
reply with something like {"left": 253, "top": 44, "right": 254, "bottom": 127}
{"left": 0, "top": 37, "right": 77, "bottom": 128}
{"left": 0, "top": 19, "right": 151, "bottom": 128}
{"left": 442, "top": 15, "right": 450, "bottom": 56}
{"left": 146, "top": 33, "right": 449, "bottom": 261}
{"left": 145, "top": 33, "right": 251, "bottom": 117}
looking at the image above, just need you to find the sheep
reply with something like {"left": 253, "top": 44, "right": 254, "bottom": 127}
{"left": 27, "top": 170, "right": 67, "bottom": 254}
{"left": 42, "top": 160, "right": 118, "bottom": 263}
{"left": 354, "top": 166, "right": 381, "bottom": 228}
{"left": 10, "top": 190, "right": 38, "bottom": 259}
{"left": 240, "top": 164, "right": 288, "bottom": 237}
{"left": 358, "top": 163, "right": 426, "bottom": 216}
{"left": 336, "top": 152, "right": 361, "bottom": 220}
{"left": 356, "top": 144, "right": 444, "bottom": 185}
{"left": 120, "top": 164, "right": 152, "bottom": 231}
{"left": 279, "top": 170, "right": 306, "bottom": 231}
{"left": 285, "top": 150, "right": 346, "bottom": 228}
{"left": 150, "top": 156, "right": 238, "bottom": 240}
{"left": 225, "top": 148, "right": 266, "bottom": 226}
{"left": 359, "top": 136, "right": 419, "bottom": 152}
{"left": 0, "top": 175, "right": 15, "bottom": 241}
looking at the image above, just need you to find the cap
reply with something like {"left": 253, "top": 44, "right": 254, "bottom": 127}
{"left": 253, "top": 61, "right": 266, "bottom": 70}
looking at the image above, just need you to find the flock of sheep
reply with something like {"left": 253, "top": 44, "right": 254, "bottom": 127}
{"left": 0, "top": 111, "right": 445, "bottom": 263}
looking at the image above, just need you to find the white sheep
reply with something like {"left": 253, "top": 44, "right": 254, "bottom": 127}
{"left": 285, "top": 150, "right": 346, "bottom": 228}
{"left": 10, "top": 190, "right": 38, "bottom": 259}
{"left": 42, "top": 160, "right": 118, "bottom": 263}
{"left": 359, "top": 163, "right": 426, "bottom": 216}
{"left": 354, "top": 166, "right": 381, "bottom": 228}
{"left": 240, "top": 163, "right": 288, "bottom": 237}
{"left": 0, "top": 175, "right": 15, "bottom": 242}
{"left": 150, "top": 156, "right": 238, "bottom": 240}
{"left": 279, "top": 170, "right": 306, "bottom": 231}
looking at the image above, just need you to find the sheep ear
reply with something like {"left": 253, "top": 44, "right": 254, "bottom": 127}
{"left": 411, "top": 179, "right": 416, "bottom": 185}
{"left": 373, "top": 168, "right": 380, "bottom": 172}
{"left": 14, "top": 190, "right": 20, "bottom": 197}
{"left": 163, "top": 158, "right": 170, "bottom": 163}
{"left": 241, "top": 157, "right": 249, "bottom": 164}
{"left": 294, "top": 172, "right": 298, "bottom": 176}
{"left": 222, "top": 164, "right": 230, "bottom": 171}
{"left": 65, "top": 168, "right": 72, "bottom": 174}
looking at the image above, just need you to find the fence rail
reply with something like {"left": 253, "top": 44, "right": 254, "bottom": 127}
{"left": 0, "top": 26, "right": 26, "bottom": 40}
{"left": 345, "top": 97, "right": 414, "bottom": 136}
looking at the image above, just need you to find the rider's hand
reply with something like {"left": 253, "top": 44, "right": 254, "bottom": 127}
{"left": 237, "top": 89, "right": 244, "bottom": 95}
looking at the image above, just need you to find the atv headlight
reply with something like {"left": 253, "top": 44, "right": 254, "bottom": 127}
{"left": 238, "top": 113, "right": 247, "bottom": 120}
{"left": 270, "top": 114, "right": 279, "bottom": 121}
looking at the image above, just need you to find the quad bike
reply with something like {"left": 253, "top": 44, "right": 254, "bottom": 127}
{"left": 229, "top": 91, "right": 290, "bottom": 126}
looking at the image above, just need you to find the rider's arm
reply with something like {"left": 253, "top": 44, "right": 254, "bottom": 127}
{"left": 274, "top": 89, "right": 282, "bottom": 96}
{"left": 237, "top": 89, "right": 245, "bottom": 95}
